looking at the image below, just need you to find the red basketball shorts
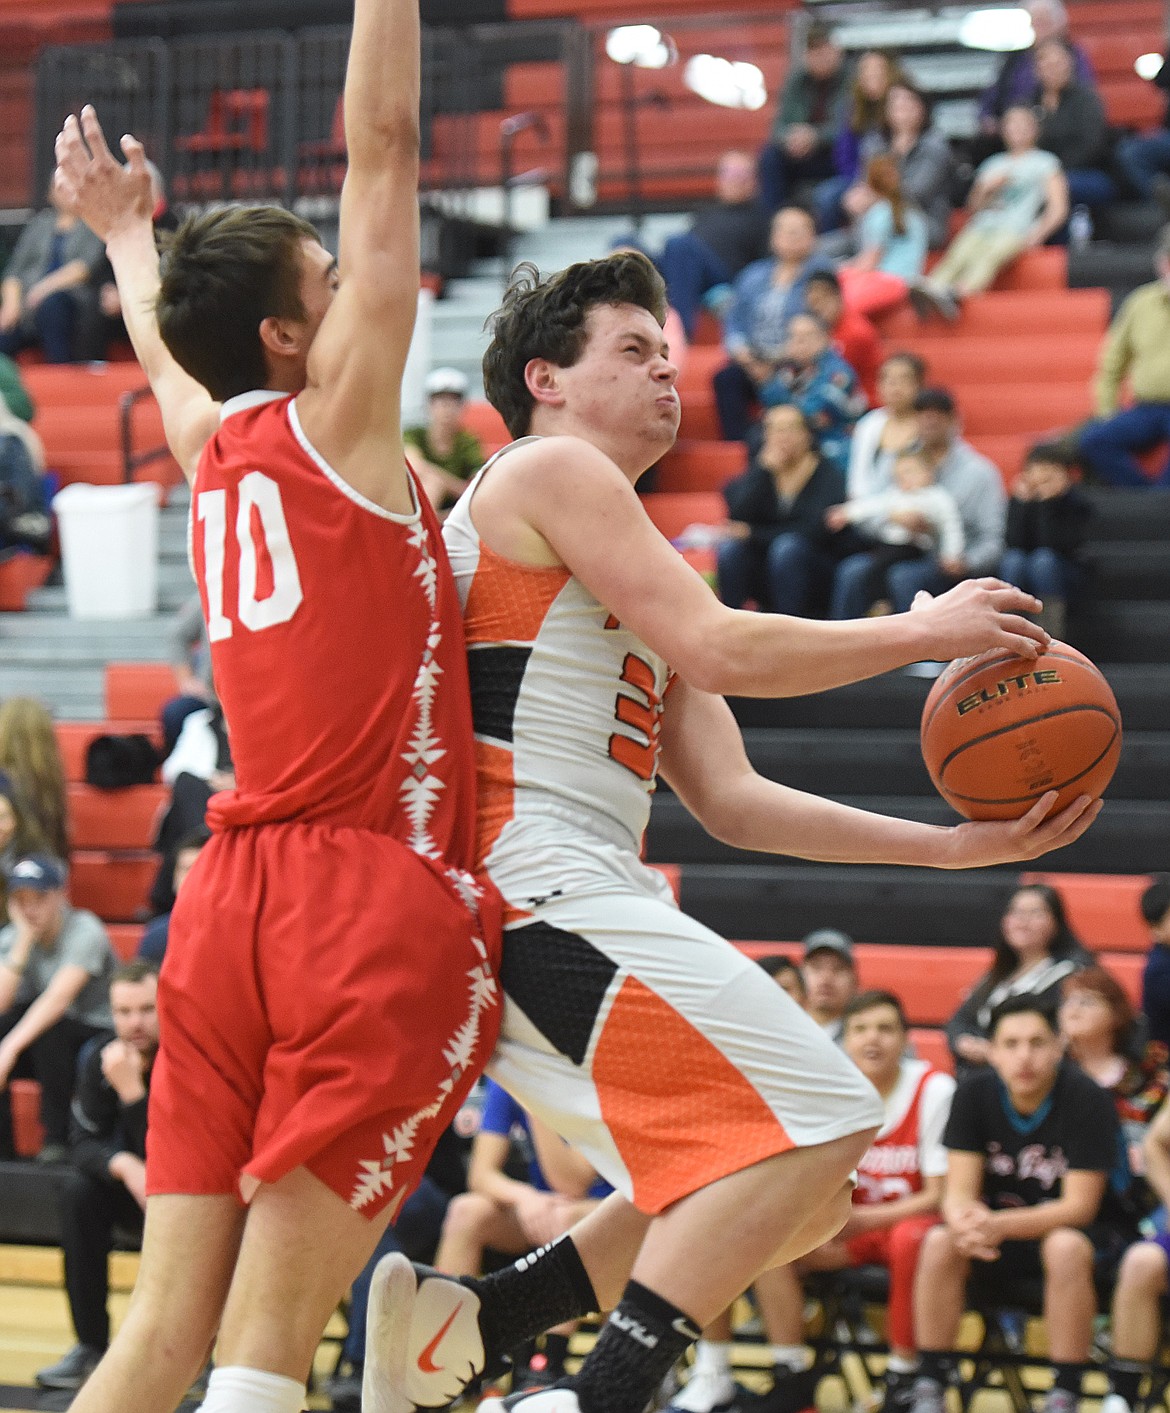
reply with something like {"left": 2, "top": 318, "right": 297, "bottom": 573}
{"left": 147, "top": 821, "right": 502, "bottom": 1219}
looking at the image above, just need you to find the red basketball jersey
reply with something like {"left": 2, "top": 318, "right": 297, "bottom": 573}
{"left": 854, "top": 1065, "right": 937, "bottom": 1206}
{"left": 190, "top": 391, "right": 477, "bottom": 870}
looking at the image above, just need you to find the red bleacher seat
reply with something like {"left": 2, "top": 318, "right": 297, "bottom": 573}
{"left": 876, "top": 289, "right": 1110, "bottom": 343}
{"left": 655, "top": 440, "right": 745, "bottom": 494}
{"left": 1104, "top": 953, "right": 1144, "bottom": 1006}
{"left": 104, "top": 664, "right": 178, "bottom": 723}
{"left": 107, "top": 923, "right": 146, "bottom": 963}
{"left": 1019, "top": 872, "right": 1153, "bottom": 952}
{"left": 70, "top": 851, "right": 156, "bottom": 923}
{"left": 960, "top": 383, "right": 1093, "bottom": 437}
{"left": 68, "top": 783, "right": 167, "bottom": 851}
{"left": 0, "top": 553, "right": 51, "bottom": 611}
{"left": 462, "top": 401, "right": 509, "bottom": 448}
{"left": 909, "top": 1028, "right": 955, "bottom": 1075}
{"left": 641, "top": 491, "right": 725, "bottom": 542}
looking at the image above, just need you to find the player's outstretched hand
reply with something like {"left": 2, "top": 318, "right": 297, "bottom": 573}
{"left": 910, "top": 578, "right": 1050, "bottom": 662}
{"left": 944, "top": 791, "right": 1102, "bottom": 869}
{"left": 54, "top": 105, "right": 153, "bottom": 243}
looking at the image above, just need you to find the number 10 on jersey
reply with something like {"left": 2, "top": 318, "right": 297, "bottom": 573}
{"left": 197, "top": 473, "right": 304, "bottom": 641}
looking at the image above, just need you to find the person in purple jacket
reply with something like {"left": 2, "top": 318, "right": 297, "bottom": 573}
{"left": 978, "top": 0, "right": 1094, "bottom": 138}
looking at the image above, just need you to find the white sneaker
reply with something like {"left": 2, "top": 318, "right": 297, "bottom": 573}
{"left": 480, "top": 1388, "right": 582, "bottom": 1411}
{"left": 666, "top": 1365, "right": 740, "bottom": 1412}
{"left": 365, "top": 1253, "right": 487, "bottom": 1410}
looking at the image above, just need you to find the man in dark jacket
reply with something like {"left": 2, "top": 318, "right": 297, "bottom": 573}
{"left": 35, "top": 961, "right": 158, "bottom": 1392}
{"left": 759, "top": 23, "right": 849, "bottom": 214}
{"left": 1141, "top": 878, "right": 1170, "bottom": 1049}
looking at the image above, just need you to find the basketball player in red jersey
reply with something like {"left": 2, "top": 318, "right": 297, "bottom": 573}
{"left": 51, "top": 4, "right": 500, "bottom": 1412}
{"left": 371, "top": 254, "right": 1102, "bottom": 1413}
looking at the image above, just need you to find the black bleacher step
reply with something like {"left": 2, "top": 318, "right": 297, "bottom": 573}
{"left": 1074, "top": 601, "right": 1170, "bottom": 664}
{"left": 647, "top": 794, "right": 1170, "bottom": 875}
{"left": 1095, "top": 202, "right": 1166, "bottom": 246}
{"left": 1068, "top": 244, "right": 1156, "bottom": 295}
{"left": 1085, "top": 488, "right": 1170, "bottom": 543}
{"left": 725, "top": 727, "right": 1170, "bottom": 801}
{"left": 675, "top": 863, "right": 1036, "bottom": 948}
{"left": 729, "top": 663, "right": 1170, "bottom": 733}
{"left": 1087, "top": 542, "right": 1170, "bottom": 600}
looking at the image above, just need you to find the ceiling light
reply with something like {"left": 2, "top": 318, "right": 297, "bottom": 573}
{"left": 606, "top": 25, "right": 675, "bottom": 69}
{"left": 958, "top": 7, "right": 1034, "bottom": 52}
{"left": 1136, "top": 52, "right": 1165, "bottom": 80}
{"left": 684, "top": 55, "right": 767, "bottom": 111}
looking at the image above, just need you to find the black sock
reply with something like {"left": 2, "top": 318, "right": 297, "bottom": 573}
{"left": 569, "top": 1280, "right": 702, "bottom": 1413}
{"left": 1109, "top": 1360, "right": 1146, "bottom": 1407}
{"left": 471, "top": 1236, "right": 598, "bottom": 1364}
{"left": 541, "top": 1332, "right": 571, "bottom": 1377}
{"left": 918, "top": 1352, "right": 950, "bottom": 1386}
{"left": 1052, "top": 1363, "right": 1085, "bottom": 1396}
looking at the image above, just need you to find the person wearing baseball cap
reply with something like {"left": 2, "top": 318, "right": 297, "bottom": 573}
{"left": 801, "top": 928, "right": 857, "bottom": 1041}
{"left": 404, "top": 365, "right": 485, "bottom": 514}
{"left": 0, "top": 853, "right": 116, "bottom": 1162}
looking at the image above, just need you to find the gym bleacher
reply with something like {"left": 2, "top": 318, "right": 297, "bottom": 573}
{"left": 1, "top": 0, "right": 1169, "bottom": 1406}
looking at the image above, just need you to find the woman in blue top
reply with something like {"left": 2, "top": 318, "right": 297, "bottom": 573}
{"left": 838, "top": 155, "right": 929, "bottom": 317}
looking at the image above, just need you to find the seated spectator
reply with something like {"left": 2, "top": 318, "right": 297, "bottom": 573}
{"left": 912, "top": 107, "right": 1068, "bottom": 320}
{"left": 138, "top": 827, "right": 210, "bottom": 964}
{"left": 1079, "top": 227, "right": 1170, "bottom": 488}
{"left": 878, "top": 83, "right": 955, "bottom": 250}
{"left": 0, "top": 697, "right": 69, "bottom": 860}
{"left": 758, "top": 24, "right": 849, "bottom": 216}
{"left": 0, "top": 390, "right": 51, "bottom": 558}
{"left": 0, "top": 183, "right": 106, "bottom": 365}
{"left": 0, "top": 770, "right": 49, "bottom": 923}
{"left": 753, "top": 313, "right": 866, "bottom": 469}
{"left": 659, "top": 150, "right": 771, "bottom": 340}
{"left": 911, "top": 997, "right": 1120, "bottom": 1413}
{"left": 434, "top": 1077, "right": 611, "bottom": 1395}
{"left": 715, "top": 207, "right": 830, "bottom": 440}
{"left": 0, "top": 855, "right": 115, "bottom": 1162}
{"left": 404, "top": 367, "right": 485, "bottom": 514}
{"left": 1100, "top": 1097, "right": 1170, "bottom": 1413}
{"left": 803, "top": 270, "right": 881, "bottom": 404}
{"left": 815, "top": 50, "right": 908, "bottom": 234}
{"left": 999, "top": 442, "right": 1092, "bottom": 642}
{"left": 34, "top": 961, "right": 158, "bottom": 1392}
{"left": 831, "top": 387, "right": 1006, "bottom": 620}
{"left": 826, "top": 448, "right": 964, "bottom": 617}
{"left": 1033, "top": 38, "right": 1115, "bottom": 214}
{"left": 945, "top": 883, "right": 1093, "bottom": 1078}
{"left": 801, "top": 929, "right": 857, "bottom": 1041}
{"left": 848, "top": 352, "right": 928, "bottom": 501}
{"left": 1140, "top": 876, "right": 1170, "bottom": 1049}
{"left": 977, "top": 0, "right": 1094, "bottom": 141}
{"left": 716, "top": 405, "right": 853, "bottom": 617}
{"left": 1116, "top": 47, "right": 1170, "bottom": 205}
{"left": 743, "top": 992, "right": 955, "bottom": 1413}
{"left": 837, "top": 156, "right": 929, "bottom": 318}
{"left": 0, "top": 349, "right": 35, "bottom": 422}
{"left": 757, "top": 953, "right": 807, "bottom": 1007}
{"left": 161, "top": 595, "right": 215, "bottom": 756}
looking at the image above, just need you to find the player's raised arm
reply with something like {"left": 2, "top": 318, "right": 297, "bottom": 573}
{"left": 296, "top": 0, "right": 421, "bottom": 510}
{"left": 53, "top": 110, "right": 218, "bottom": 482}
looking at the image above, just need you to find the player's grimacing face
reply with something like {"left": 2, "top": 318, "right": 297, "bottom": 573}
{"left": 564, "top": 303, "right": 680, "bottom": 443}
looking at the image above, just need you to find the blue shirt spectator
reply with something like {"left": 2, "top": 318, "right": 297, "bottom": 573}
{"left": 757, "top": 313, "right": 866, "bottom": 473}
{"left": 481, "top": 1080, "right": 612, "bottom": 1200}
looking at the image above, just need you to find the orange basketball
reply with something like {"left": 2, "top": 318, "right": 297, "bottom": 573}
{"left": 920, "top": 642, "right": 1122, "bottom": 821}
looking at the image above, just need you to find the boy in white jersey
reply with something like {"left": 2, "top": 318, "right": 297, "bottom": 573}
{"left": 373, "top": 252, "right": 1101, "bottom": 1413}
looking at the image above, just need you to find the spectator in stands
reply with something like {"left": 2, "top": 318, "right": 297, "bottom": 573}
{"left": 945, "top": 883, "right": 1093, "bottom": 1077}
{"left": 0, "top": 382, "right": 50, "bottom": 558}
{"left": 758, "top": 953, "right": 807, "bottom": 1007}
{"left": 757, "top": 25, "right": 849, "bottom": 216}
{"left": 910, "top": 996, "right": 1120, "bottom": 1413}
{"left": 836, "top": 156, "right": 930, "bottom": 319}
{"left": 1140, "top": 876, "right": 1170, "bottom": 1049}
{"left": 977, "top": 0, "right": 1094, "bottom": 138}
{"left": 659, "top": 150, "right": 772, "bottom": 340}
{"left": 911, "top": 107, "right": 1068, "bottom": 320}
{"left": 1116, "top": 48, "right": 1170, "bottom": 205}
{"left": 138, "top": 827, "right": 210, "bottom": 964}
{"left": 877, "top": 83, "right": 955, "bottom": 250}
{"left": 826, "top": 447, "right": 965, "bottom": 617}
{"left": 847, "top": 352, "right": 928, "bottom": 502}
{"left": 161, "top": 596, "right": 215, "bottom": 756}
{"left": 0, "top": 697, "right": 68, "bottom": 861}
{"left": 0, "top": 770, "right": 49, "bottom": 924}
{"left": 725, "top": 991, "right": 955, "bottom": 1413}
{"left": 434, "top": 1077, "right": 611, "bottom": 1395}
{"left": 1032, "top": 38, "right": 1115, "bottom": 214}
{"left": 751, "top": 312, "right": 866, "bottom": 468}
{"left": 404, "top": 367, "right": 485, "bottom": 515}
{"left": 1079, "top": 227, "right": 1170, "bottom": 488}
{"left": 0, "top": 855, "right": 115, "bottom": 1162}
{"left": 0, "top": 184, "right": 106, "bottom": 365}
{"left": 715, "top": 207, "right": 831, "bottom": 439}
{"left": 0, "top": 350, "right": 34, "bottom": 423}
{"left": 831, "top": 386, "right": 1006, "bottom": 620}
{"left": 1100, "top": 1096, "right": 1170, "bottom": 1413}
{"left": 803, "top": 270, "right": 882, "bottom": 404}
{"left": 816, "top": 50, "right": 908, "bottom": 234}
{"left": 999, "top": 442, "right": 1092, "bottom": 642}
{"left": 34, "top": 960, "right": 158, "bottom": 1392}
{"left": 802, "top": 928, "right": 858, "bottom": 1041}
{"left": 716, "top": 405, "right": 853, "bottom": 617}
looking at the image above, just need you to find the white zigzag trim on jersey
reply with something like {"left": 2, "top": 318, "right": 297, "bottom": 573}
{"left": 400, "top": 528, "right": 448, "bottom": 861}
{"left": 349, "top": 956, "right": 499, "bottom": 1211}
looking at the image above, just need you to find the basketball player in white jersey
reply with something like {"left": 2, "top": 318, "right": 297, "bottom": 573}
{"left": 376, "top": 251, "right": 1099, "bottom": 1413}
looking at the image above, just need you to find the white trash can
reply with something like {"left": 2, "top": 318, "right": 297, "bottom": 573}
{"left": 52, "top": 483, "right": 159, "bottom": 619}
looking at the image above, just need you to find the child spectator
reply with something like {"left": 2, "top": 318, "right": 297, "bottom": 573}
{"left": 758, "top": 25, "right": 848, "bottom": 215}
{"left": 804, "top": 270, "right": 882, "bottom": 404}
{"left": 827, "top": 448, "right": 964, "bottom": 615}
{"left": 815, "top": 50, "right": 908, "bottom": 233}
{"left": 1140, "top": 877, "right": 1170, "bottom": 1049}
{"left": 403, "top": 367, "right": 485, "bottom": 514}
{"left": 837, "top": 155, "right": 929, "bottom": 318}
{"left": 754, "top": 312, "right": 866, "bottom": 470}
{"left": 911, "top": 997, "right": 1119, "bottom": 1413}
{"left": 1000, "top": 442, "right": 1092, "bottom": 642}
{"left": 0, "top": 697, "right": 69, "bottom": 861}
